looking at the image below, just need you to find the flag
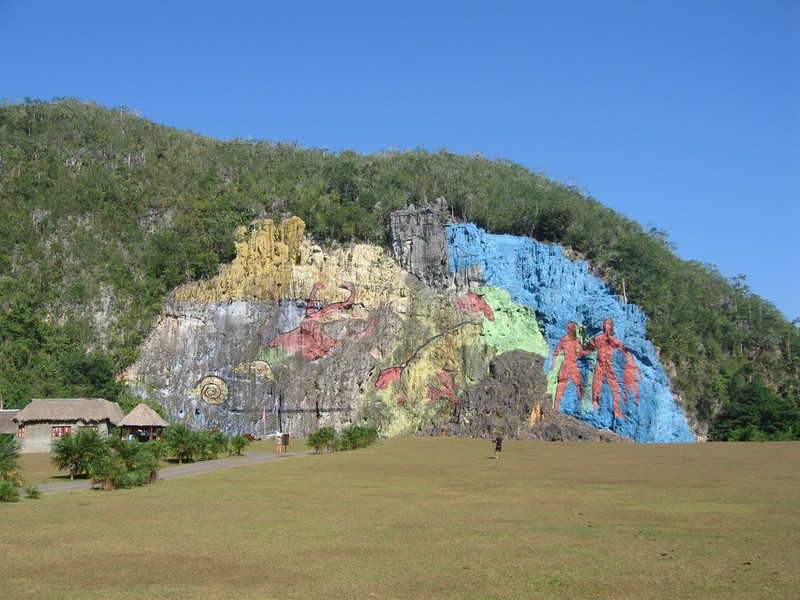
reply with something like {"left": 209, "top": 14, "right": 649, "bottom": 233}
{"left": 260, "top": 407, "right": 266, "bottom": 424}
{"left": 271, "top": 397, "right": 278, "bottom": 413}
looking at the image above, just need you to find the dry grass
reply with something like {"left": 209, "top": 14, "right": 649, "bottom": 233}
{"left": 3, "top": 438, "right": 799, "bottom": 599}
{"left": 15, "top": 451, "right": 62, "bottom": 485}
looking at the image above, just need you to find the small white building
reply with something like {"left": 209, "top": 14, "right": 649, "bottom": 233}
{"left": 13, "top": 398, "right": 125, "bottom": 453}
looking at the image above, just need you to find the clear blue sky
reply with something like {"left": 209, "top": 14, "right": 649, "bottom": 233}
{"left": 2, "top": 0, "right": 798, "bottom": 320}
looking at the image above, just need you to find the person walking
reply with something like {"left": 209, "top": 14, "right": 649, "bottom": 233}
{"left": 493, "top": 434, "right": 503, "bottom": 459}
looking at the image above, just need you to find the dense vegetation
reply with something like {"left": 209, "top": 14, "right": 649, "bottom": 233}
{"left": 1, "top": 98, "right": 798, "bottom": 440}
{"left": 161, "top": 423, "right": 250, "bottom": 463}
{"left": 49, "top": 427, "right": 163, "bottom": 489}
{"left": 47, "top": 424, "right": 250, "bottom": 490}
{"left": 307, "top": 425, "right": 379, "bottom": 453}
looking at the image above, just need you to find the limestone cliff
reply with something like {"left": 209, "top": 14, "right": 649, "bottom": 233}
{"left": 444, "top": 223, "right": 694, "bottom": 442}
{"left": 124, "top": 202, "right": 694, "bottom": 443}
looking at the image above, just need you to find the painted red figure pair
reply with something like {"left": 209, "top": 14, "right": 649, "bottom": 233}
{"left": 550, "top": 319, "right": 639, "bottom": 418}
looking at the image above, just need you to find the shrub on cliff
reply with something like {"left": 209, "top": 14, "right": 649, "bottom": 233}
{"left": 709, "top": 372, "right": 800, "bottom": 441}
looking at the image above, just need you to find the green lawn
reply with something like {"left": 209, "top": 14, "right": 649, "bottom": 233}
{"left": 3, "top": 438, "right": 799, "bottom": 599}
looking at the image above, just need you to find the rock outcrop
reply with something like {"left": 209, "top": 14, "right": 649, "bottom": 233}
{"left": 124, "top": 201, "right": 694, "bottom": 443}
{"left": 444, "top": 222, "right": 694, "bottom": 442}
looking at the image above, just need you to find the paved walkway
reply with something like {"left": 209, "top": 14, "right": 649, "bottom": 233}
{"left": 38, "top": 450, "right": 312, "bottom": 494}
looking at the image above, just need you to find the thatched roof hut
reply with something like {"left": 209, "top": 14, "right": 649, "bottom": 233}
{"left": 13, "top": 398, "right": 125, "bottom": 453}
{"left": 118, "top": 403, "right": 169, "bottom": 441}
{"left": 118, "top": 403, "right": 169, "bottom": 428}
{"left": 14, "top": 398, "right": 124, "bottom": 424}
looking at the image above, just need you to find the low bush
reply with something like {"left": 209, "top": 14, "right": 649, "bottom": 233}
{"left": 307, "top": 427, "right": 337, "bottom": 453}
{"left": 229, "top": 435, "right": 251, "bottom": 455}
{"left": 88, "top": 439, "right": 163, "bottom": 491}
{"left": 0, "top": 480, "right": 20, "bottom": 502}
{"left": 89, "top": 453, "right": 130, "bottom": 491}
{"left": 338, "top": 425, "right": 378, "bottom": 450}
{"left": 50, "top": 428, "right": 105, "bottom": 479}
{"left": 308, "top": 425, "right": 377, "bottom": 453}
{"left": 197, "top": 430, "right": 228, "bottom": 461}
{"left": 163, "top": 423, "right": 199, "bottom": 463}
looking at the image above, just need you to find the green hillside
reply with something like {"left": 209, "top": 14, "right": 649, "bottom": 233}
{"left": 1, "top": 98, "right": 798, "bottom": 440}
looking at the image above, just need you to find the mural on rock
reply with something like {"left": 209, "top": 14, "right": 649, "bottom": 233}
{"left": 372, "top": 306, "right": 485, "bottom": 410}
{"left": 123, "top": 204, "right": 694, "bottom": 443}
{"left": 550, "top": 322, "right": 586, "bottom": 412}
{"left": 268, "top": 281, "right": 381, "bottom": 360}
{"left": 195, "top": 376, "right": 229, "bottom": 405}
{"left": 444, "top": 223, "right": 695, "bottom": 442}
{"left": 550, "top": 319, "right": 642, "bottom": 416}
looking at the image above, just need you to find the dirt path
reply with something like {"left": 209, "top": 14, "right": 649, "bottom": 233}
{"left": 37, "top": 450, "right": 312, "bottom": 494}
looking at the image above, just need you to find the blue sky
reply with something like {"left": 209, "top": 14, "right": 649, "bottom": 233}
{"left": 2, "top": 1, "right": 798, "bottom": 320}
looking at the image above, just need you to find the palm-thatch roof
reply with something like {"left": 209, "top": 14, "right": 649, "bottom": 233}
{"left": 13, "top": 398, "right": 125, "bottom": 425}
{"left": 118, "top": 403, "right": 169, "bottom": 428}
{"left": 0, "top": 409, "right": 20, "bottom": 434}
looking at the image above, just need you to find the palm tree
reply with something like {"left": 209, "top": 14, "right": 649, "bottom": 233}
{"left": 88, "top": 453, "right": 128, "bottom": 490}
{"left": 110, "top": 438, "right": 144, "bottom": 470}
{"left": 88, "top": 439, "right": 163, "bottom": 490}
{"left": 229, "top": 435, "right": 251, "bottom": 456}
{"left": 0, "top": 434, "right": 23, "bottom": 485}
{"left": 50, "top": 428, "right": 104, "bottom": 479}
{"left": 163, "top": 423, "right": 198, "bottom": 463}
{"left": 134, "top": 443, "right": 162, "bottom": 484}
{"left": 307, "top": 426, "right": 337, "bottom": 453}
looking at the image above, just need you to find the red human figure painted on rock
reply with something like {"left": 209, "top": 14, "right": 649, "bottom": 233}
{"left": 622, "top": 352, "right": 642, "bottom": 406}
{"left": 550, "top": 322, "right": 586, "bottom": 412}
{"left": 585, "top": 318, "right": 628, "bottom": 419}
{"left": 269, "top": 282, "right": 376, "bottom": 360}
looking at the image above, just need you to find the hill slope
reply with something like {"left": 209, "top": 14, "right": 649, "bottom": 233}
{"left": 1, "top": 99, "right": 798, "bottom": 440}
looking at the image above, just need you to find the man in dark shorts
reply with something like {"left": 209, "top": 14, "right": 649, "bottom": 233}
{"left": 493, "top": 434, "right": 503, "bottom": 459}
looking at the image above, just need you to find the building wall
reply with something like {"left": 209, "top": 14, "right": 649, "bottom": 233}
{"left": 19, "top": 421, "right": 113, "bottom": 454}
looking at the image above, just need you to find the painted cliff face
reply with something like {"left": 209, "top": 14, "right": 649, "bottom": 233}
{"left": 268, "top": 281, "right": 380, "bottom": 360}
{"left": 445, "top": 223, "right": 694, "bottom": 442}
{"left": 549, "top": 318, "right": 642, "bottom": 417}
{"left": 125, "top": 215, "right": 694, "bottom": 443}
{"left": 124, "top": 217, "right": 497, "bottom": 438}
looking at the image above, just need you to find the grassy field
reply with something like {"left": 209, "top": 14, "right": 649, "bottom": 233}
{"left": 2, "top": 438, "right": 798, "bottom": 599}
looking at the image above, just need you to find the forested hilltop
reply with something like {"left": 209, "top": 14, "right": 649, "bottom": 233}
{"left": 1, "top": 98, "right": 798, "bottom": 440}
